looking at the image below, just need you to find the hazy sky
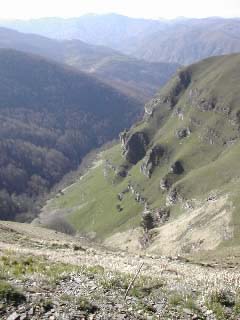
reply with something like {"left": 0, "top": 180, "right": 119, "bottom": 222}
{"left": 0, "top": 0, "right": 239, "bottom": 20}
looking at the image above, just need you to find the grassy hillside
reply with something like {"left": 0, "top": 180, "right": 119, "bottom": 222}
{"left": 0, "top": 27, "right": 179, "bottom": 101}
{"left": 0, "top": 49, "right": 140, "bottom": 221}
{"left": 44, "top": 54, "right": 240, "bottom": 255}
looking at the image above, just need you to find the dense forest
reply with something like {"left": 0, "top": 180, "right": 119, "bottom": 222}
{"left": 0, "top": 49, "right": 141, "bottom": 220}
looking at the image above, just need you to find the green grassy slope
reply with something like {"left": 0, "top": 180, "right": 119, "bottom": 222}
{"left": 44, "top": 146, "right": 142, "bottom": 239}
{"left": 45, "top": 54, "right": 240, "bottom": 252}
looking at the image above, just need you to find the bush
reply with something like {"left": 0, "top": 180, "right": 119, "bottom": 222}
{"left": 44, "top": 216, "right": 76, "bottom": 235}
{"left": 0, "top": 280, "right": 25, "bottom": 305}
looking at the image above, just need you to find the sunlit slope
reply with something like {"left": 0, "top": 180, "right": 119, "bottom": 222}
{"left": 46, "top": 54, "right": 240, "bottom": 253}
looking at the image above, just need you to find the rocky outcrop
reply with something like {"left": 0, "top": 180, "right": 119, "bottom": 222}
{"left": 104, "top": 160, "right": 129, "bottom": 179}
{"left": 117, "top": 183, "right": 148, "bottom": 207}
{"left": 141, "top": 208, "right": 156, "bottom": 231}
{"left": 161, "top": 70, "right": 191, "bottom": 108}
{"left": 128, "top": 183, "right": 147, "bottom": 206}
{"left": 119, "top": 129, "right": 129, "bottom": 147}
{"left": 116, "top": 165, "right": 129, "bottom": 178}
{"left": 173, "top": 107, "right": 184, "bottom": 120}
{"left": 144, "top": 97, "right": 162, "bottom": 119}
{"left": 166, "top": 188, "right": 179, "bottom": 206}
{"left": 155, "top": 207, "right": 170, "bottom": 224}
{"left": 160, "top": 167, "right": 183, "bottom": 191}
{"left": 198, "top": 97, "right": 217, "bottom": 111}
{"left": 160, "top": 178, "right": 170, "bottom": 191}
{"left": 141, "top": 206, "right": 170, "bottom": 231}
{"left": 120, "top": 131, "right": 149, "bottom": 164}
{"left": 175, "top": 128, "right": 190, "bottom": 139}
{"left": 140, "top": 145, "right": 164, "bottom": 178}
{"left": 189, "top": 88, "right": 232, "bottom": 116}
{"left": 170, "top": 161, "right": 184, "bottom": 175}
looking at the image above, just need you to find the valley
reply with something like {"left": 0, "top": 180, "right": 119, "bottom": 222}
{"left": 0, "top": 49, "right": 140, "bottom": 220}
{"left": 0, "top": 8, "right": 240, "bottom": 320}
{"left": 42, "top": 54, "right": 240, "bottom": 257}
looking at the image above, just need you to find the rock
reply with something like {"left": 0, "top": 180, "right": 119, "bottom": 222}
{"left": 155, "top": 207, "right": 170, "bottom": 224}
{"left": 166, "top": 189, "right": 178, "bottom": 205}
{"left": 119, "top": 129, "right": 128, "bottom": 147}
{"left": 135, "top": 192, "right": 141, "bottom": 202}
{"left": 153, "top": 302, "right": 166, "bottom": 313}
{"left": 170, "top": 161, "right": 184, "bottom": 174}
{"left": 173, "top": 107, "right": 184, "bottom": 120}
{"left": 141, "top": 208, "right": 156, "bottom": 230}
{"left": 117, "top": 193, "right": 124, "bottom": 201}
{"left": 140, "top": 145, "right": 164, "bottom": 178}
{"left": 198, "top": 98, "right": 216, "bottom": 111}
{"left": 183, "top": 308, "right": 193, "bottom": 315}
{"left": 161, "top": 70, "right": 191, "bottom": 107}
{"left": 116, "top": 204, "right": 123, "bottom": 212}
{"left": 120, "top": 131, "right": 149, "bottom": 164}
{"left": 205, "top": 310, "right": 213, "bottom": 316}
{"left": 176, "top": 127, "right": 190, "bottom": 139}
{"left": 7, "top": 312, "right": 20, "bottom": 320}
{"left": 144, "top": 105, "right": 154, "bottom": 116}
{"left": 160, "top": 178, "right": 169, "bottom": 191}
{"left": 17, "top": 306, "right": 25, "bottom": 313}
{"left": 72, "top": 244, "right": 85, "bottom": 251}
{"left": 28, "top": 307, "right": 34, "bottom": 316}
{"left": 117, "top": 169, "right": 128, "bottom": 178}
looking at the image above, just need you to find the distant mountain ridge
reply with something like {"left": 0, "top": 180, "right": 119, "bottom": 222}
{"left": 3, "top": 14, "right": 240, "bottom": 65}
{"left": 130, "top": 18, "right": 240, "bottom": 64}
{"left": 0, "top": 14, "right": 166, "bottom": 48}
{"left": 0, "top": 26, "right": 179, "bottom": 101}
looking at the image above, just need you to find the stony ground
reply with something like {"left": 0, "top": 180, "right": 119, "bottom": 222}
{"left": 0, "top": 221, "right": 240, "bottom": 319}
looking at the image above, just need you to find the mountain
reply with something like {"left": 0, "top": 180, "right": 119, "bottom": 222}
{"left": 0, "top": 49, "right": 141, "bottom": 221}
{"left": 43, "top": 53, "right": 240, "bottom": 256}
{"left": 127, "top": 18, "right": 240, "bottom": 64}
{"left": 2, "top": 15, "right": 240, "bottom": 66}
{"left": 0, "top": 14, "right": 167, "bottom": 50}
{"left": 0, "top": 27, "right": 179, "bottom": 102}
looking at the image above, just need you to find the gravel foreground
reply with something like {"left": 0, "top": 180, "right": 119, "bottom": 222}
{"left": 0, "top": 223, "right": 240, "bottom": 319}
